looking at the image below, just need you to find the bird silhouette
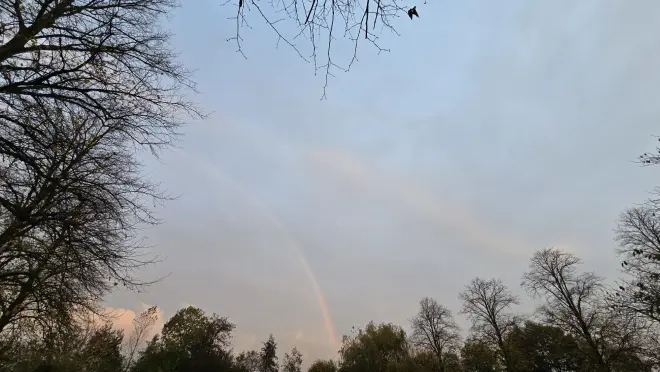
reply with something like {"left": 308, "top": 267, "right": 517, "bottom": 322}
{"left": 408, "top": 6, "right": 419, "bottom": 19}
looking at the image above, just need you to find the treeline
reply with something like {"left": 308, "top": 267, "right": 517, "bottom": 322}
{"left": 3, "top": 242, "right": 660, "bottom": 372}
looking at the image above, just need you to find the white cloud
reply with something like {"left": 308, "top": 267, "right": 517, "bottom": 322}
{"left": 103, "top": 303, "right": 166, "bottom": 341}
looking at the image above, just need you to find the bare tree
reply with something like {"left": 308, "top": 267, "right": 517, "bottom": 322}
{"left": 123, "top": 306, "right": 159, "bottom": 371}
{"left": 409, "top": 297, "right": 460, "bottom": 372}
{"left": 522, "top": 248, "right": 611, "bottom": 372}
{"left": 0, "top": 0, "right": 201, "bottom": 335}
{"left": 224, "top": 0, "right": 415, "bottom": 96}
{"left": 458, "top": 278, "right": 519, "bottom": 371}
{"left": 614, "top": 206, "right": 660, "bottom": 323}
{"left": 0, "top": 105, "right": 161, "bottom": 335}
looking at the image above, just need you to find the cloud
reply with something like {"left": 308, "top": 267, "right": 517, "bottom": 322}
{"left": 233, "top": 332, "right": 259, "bottom": 352}
{"left": 304, "top": 146, "right": 533, "bottom": 258}
{"left": 178, "top": 302, "right": 195, "bottom": 310}
{"left": 103, "top": 303, "right": 166, "bottom": 341}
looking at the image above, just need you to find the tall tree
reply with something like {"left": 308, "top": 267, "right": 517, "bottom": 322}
{"left": 409, "top": 297, "right": 461, "bottom": 372}
{"left": 522, "top": 248, "right": 611, "bottom": 372}
{"left": 123, "top": 306, "right": 159, "bottom": 372}
{"left": 282, "top": 347, "right": 303, "bottom": 372}
{"left": 458, "top": 278, "right": 519, "bottom": 371}
{"left": 0, "top": 0, "right": 202, "bottom": 335}
{"left": 131, "top": 306, "right": 235, "bottom": 372}
{"left": 259, "top": 334, "right": 278, "bottom": 372}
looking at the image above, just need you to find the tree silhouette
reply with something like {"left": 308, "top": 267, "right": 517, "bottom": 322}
{"left": 259, "top": 334, "right": 278, "bottom": 372}
{"left": 409, "top": 297, "right": 461, "bottom": 372}
{"left": 459, "top": 278, "right": 519, "bottom": 372}
{"left": 0, "top": 0, "right": 202, "bottom": 335}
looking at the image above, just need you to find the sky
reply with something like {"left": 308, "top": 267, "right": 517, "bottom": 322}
{"left": 105, "top": 0, "right": 660, "bottom": 366}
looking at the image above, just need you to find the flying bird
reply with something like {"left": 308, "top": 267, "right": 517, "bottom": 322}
{"left": 408, "top": 6, "right": 419, "bottom": 19}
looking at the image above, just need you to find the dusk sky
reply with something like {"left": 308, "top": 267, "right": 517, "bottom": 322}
{"left": 105, "top": 0, "right": 660, "bottom": 366}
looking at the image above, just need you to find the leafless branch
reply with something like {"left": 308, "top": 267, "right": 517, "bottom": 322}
{"left": 522, "top": 248, "right": 612, "bottom": 370}
{"left": 458, "top": 277, "right": 519, "bottom": 371}
{"left": 409, "top": 297, "right": 461, "bottom": 372}
{"left": 0, "top": 0, "right": 203, "bottom": 335}
{"left": 222, "top": 0, "right": 409, "bottom": 98}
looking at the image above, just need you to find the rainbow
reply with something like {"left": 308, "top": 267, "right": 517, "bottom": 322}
{"left": 188, "top": 155, "right": 338, "bottom": 346}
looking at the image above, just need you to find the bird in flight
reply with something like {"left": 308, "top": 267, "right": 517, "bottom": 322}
{"left": 408, "top": 6, "right": 419, "bottom": 19}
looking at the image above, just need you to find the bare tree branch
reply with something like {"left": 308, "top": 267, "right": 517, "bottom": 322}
{"left": 223, "top": 0, "right": 411, "bottom": 98}
{"left": 0, "top": 0, "right": 202, "bottom": 335}
{"left": 521, "top": 248, "right": 636, "bottom": 372}
{"left": 409, "top": 297, "right": 461, "bottom": 372}
{"left": 123, "top": 305, "right": 159, "bottom": 371}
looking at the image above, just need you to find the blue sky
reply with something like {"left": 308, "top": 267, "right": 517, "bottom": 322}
{"left": 107, "top": 0, "right": 660, "bottom": 365}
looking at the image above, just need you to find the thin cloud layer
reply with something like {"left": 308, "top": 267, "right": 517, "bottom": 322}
{"left": 104, "top": 304, "right": 166, "bottom": 341}
{"left": 305, "top": 146, "right": 532, "bottom": 258}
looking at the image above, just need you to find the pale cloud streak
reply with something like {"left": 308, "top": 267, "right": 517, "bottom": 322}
{"left": 185, "top": 151, "right": 338, "bottom": 347}
{"left": 104, "top": 304, "right": 166, "bottom": 339}
{"left": 305, "top": 146, "right": 532, "bottom": 258}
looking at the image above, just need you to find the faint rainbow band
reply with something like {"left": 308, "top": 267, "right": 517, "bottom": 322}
{"left": 187, "top": 155, "right": 338, "bottom": 346}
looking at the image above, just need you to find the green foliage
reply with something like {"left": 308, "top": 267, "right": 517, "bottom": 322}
{"left": 236, "top": 350, "right": 261, "bottom": 372}
{"left": 460, "top": 340, "right": 502, "bottom": 372}
{"left": 0, "top": 321, "right": 124, "bottom": 372}
{"left": 0, "top": 290, "right": 658, "bottom": 372}
{"left": 0, "top": 249, "right": 658, "bottom": 372}
{"left": 338, "top": 322, "right": 409, "bottom": 372}
{"left": 260, "top": 334, "right": 278, "bottom": 372}
{"left": 283, "top": 347, "right": 304, "bottom": 372}
{"left": 409, "top": 350, "right": 462, "bottom": 372}
{"left": 131, "top": 306, "right": 235, "bottom": 372}
{"left": 505, "top": 321, "right": 588, "bottom": 372}
{"left": 308, "top": 359, "right": 338, "bottom": 372}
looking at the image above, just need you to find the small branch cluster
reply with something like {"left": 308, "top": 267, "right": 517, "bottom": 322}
{"left": 224, "top": 0, "right": 411, "bottom": 97}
